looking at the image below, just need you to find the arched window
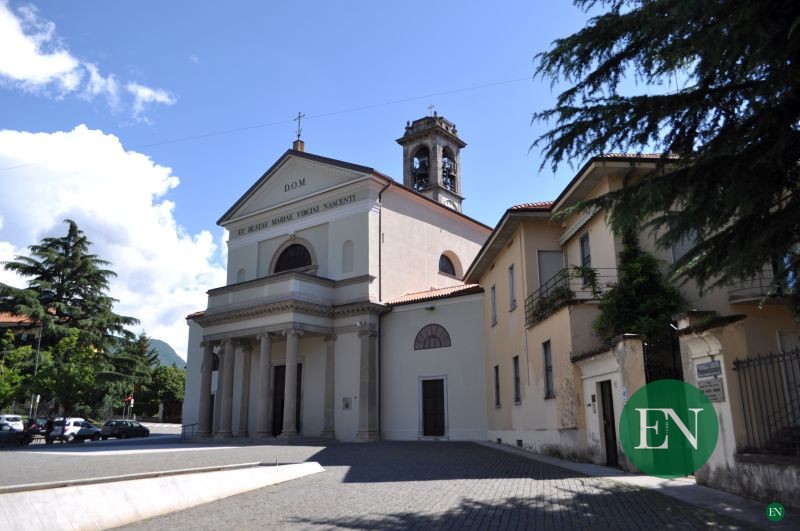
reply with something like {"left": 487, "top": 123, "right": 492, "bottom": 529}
{"left": 411, "top": 146, "right": 430, "bottom": 190}
{"left": 342, "top": 240, "right": 354, "bottom": 273}
{"left": 274, "top": 244, "right": 312, "bottom": 273}
{"left": 236, "top": 268, "right": 246, "bottom": 282}
{"left": 414, "top": 324, "right": 452, "bottom": 350}
{"left": 439, "top": 254, "right": 456, "bottom": 276}
{"left": 442, "top": 147, "right": 457, "bottom": 192}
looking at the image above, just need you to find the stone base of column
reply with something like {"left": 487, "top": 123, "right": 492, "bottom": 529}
{"left": 255, "top": 431, "right": 274, "bottom": 438}
{"left": 319, "top": 429, "right": 336, "bottom": 439}
{"left": 214, "top": 431, "right": 232, "bottom": 438}
{"left": 196, "top": 430, "right": 211, "bottom": 437}
{"left": 278, "top": 430, "right": 300, "bottom": 440}
{"left": 355, "top": 429, "right": 379, "bottom": 442}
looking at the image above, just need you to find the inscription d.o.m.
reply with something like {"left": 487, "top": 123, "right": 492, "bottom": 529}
{"left": 285, "top": 178, "right": 306, "bottom": 192}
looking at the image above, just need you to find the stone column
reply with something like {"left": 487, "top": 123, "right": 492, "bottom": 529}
{"left": 237, "top": 341, "right": 252, "bottom": 436}
{"left": 197, "top": 342, "right": 213, "bottom": 436}
{"left": 256, "top": 333, "right": 273, "bottom": 437}
{"left": 218, "top": 338, "right": 235, "bottom": 436}
{"left": 356, "top": 329, "right": 379, "bottom": 441}
{"left": 320, "top": 335, "right": 336, "bottom": 439}
{"left": 212, "top": 347, "right": 223, "bottom": 434}
{"left": 280, "top": 328, "right": 302, "bottom": 438}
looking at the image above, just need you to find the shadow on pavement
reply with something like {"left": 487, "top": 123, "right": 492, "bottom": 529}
{"left": 289, "top": 483, "right": 746, "bottom": 530}
{"left": 305, "top": 441, "right": 589, "bottom": 483}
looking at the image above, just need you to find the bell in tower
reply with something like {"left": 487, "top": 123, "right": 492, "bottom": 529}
{"left": 397, "top": 112, "right": 466, "bottom": 211}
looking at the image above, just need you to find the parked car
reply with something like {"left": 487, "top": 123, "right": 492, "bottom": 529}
{"left": 0, "top": 422, "right": 32, "bottom": 446}
{"left": 0, "top": 415, "right": 24, "bottom": 431}
{"left": 45, "top": 418, "right": 102, "bottom": 444}
{"left": 101, "top": 420, "right": 150, "bottom": 439}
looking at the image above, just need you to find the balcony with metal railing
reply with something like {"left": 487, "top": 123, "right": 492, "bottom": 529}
{"left": 727, "top": 268, "right": 791, "bottom": 303}
{"left": 524, "top": 267, "right": 618, "bottom": 327}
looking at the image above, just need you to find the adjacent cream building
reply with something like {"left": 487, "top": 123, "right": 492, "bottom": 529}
{"left": 183, "top": 115, "right": 490, "bottom": 442}
{"left": 465, "top": 155, "right": 799, "bottom": 505}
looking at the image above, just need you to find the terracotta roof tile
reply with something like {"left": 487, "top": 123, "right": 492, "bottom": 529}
{"left": 386, "top": 284, "right": 483, "bottom": 306}
{"left": 600, "top": 153, "right": 678, "bottom": 159}
{"left": 186, "top": 310, "right": 206, "bottom": 320}
{"left": 510, "top": 201, "right": 553, "bottom": 211}
{"left": 0, "top": 312, "right": 33, "bottom": 324}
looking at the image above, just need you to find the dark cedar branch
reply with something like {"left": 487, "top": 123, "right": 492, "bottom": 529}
{"left": 532, "top": 0, "right": 800, "bottom": 309}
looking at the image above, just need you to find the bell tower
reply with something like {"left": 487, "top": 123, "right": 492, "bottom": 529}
{"left": 396, "top": 112, "right": 466, "bottom": 211}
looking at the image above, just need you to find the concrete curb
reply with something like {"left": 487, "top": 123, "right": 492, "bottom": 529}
{"left": 478, "top": 441, "right": 795, "bottom": 530}
{"left": 0, "top": 461, "right": 325, "bottom": 531}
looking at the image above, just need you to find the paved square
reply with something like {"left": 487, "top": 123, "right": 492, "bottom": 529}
{"left": 116, "top": 442, "right": 750, "bottom": 530}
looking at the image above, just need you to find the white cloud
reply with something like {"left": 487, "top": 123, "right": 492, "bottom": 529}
{"left": 127, "top": 82, "right": 176, "bottom": 121}
{"left": 0, "top": 125, "right": 226, "bottom": 360}
{"left": 84, "top": 63, "right": 119, "bottom": 108}
{"left": 0, "top": 2, "right": 174, "bottom": 119}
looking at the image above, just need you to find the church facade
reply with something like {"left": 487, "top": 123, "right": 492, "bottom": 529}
{"left": 182, "top": 115, "right": 491, "bottom": 441}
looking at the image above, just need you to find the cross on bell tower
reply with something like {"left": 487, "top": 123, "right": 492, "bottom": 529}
{"left": 396, "top": 112, "right": 466, "bottom": 211}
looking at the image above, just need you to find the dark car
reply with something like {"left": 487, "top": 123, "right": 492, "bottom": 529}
{"left": 101, "top": 420, "right": 150, "bottom": 439}
{"left": 0, "top": 422, "right": 32, "bottom": 446}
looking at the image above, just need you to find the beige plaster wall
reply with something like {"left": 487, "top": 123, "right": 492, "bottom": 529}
{"left": 521, "top": 219, "right": 562, "bottom": 291}
{"left": 378, "top": 188, "right": 488, "bottom": 301}
{"left": 380, "top": 294, "right": 488, "bottom": 440}
{"left": 481, "top": 226, "right": 527, "bottom": 431}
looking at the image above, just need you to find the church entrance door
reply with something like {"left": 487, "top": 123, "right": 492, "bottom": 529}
{"left": 272, "top": 363, "right": 302, "bottom": 436}
{"left": 422, "top": 378, "right": 445, "bottom": 437}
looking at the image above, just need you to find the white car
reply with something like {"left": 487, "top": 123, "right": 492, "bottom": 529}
{"left": 46, "top": 417, "right": 100, "bottom": 444}
{"left": 0, "top": 415, "right": 24, "bottom": 431}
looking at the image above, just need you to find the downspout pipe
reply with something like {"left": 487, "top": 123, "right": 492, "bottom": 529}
{"left": 377, "top": 180, "right": 390, "bottom": 440}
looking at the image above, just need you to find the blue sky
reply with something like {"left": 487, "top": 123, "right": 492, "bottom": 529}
{"left": 0, "top": 1, "right": 597, "bottom": 357}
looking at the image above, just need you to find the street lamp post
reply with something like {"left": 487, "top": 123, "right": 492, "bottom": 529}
{"left": 28, "top": 321, "right": 43, "bottom": 420}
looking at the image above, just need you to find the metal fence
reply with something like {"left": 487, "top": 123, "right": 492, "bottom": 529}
{"left": 732, "top": 349, "right": 800, "bottom": 455}
{"left": 180, "top": 422, "right": 198, "bottom": 440}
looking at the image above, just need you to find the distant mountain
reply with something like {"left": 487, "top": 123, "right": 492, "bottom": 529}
{"left": 148, "top": 339, "right": 186, "bottom": 369}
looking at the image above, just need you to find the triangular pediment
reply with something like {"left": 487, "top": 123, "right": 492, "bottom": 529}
{"left": 218, "top": 151, "right": 374, "bottom": 225}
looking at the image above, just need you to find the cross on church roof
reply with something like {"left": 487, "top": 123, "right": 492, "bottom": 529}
{"left": 427, "top": 104, "right": 435, "bottom": 116}
{"left": 294, "top": 111, "right": 305, "bottom": 140}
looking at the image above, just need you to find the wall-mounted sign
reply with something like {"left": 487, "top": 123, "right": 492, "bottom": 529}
{"left": 698, "top": 378, "right": 725, "bottom": 402}
{"left": 697, "top": 360, "right": 722, "bottom": 379}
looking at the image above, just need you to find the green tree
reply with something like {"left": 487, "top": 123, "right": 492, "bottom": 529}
{"left": 533, "top": 1, "right": 800, "bottom": 307}
{"left": 593, "top": 234, "right": 687, "bottom": 343}
{"left": 0, "top": 331, "right": 29, "bottom": 410}
{"left": 0, "top": 219, "right": 138, "bottom": 351}
{"left": 103, "top": 333, "right": 160, "bottom": 416}
{"left": 39, "top": 330, "right": 110, "bottom": 416}
{"left": 146, "top": 364, "right": 185, "bottom": 421}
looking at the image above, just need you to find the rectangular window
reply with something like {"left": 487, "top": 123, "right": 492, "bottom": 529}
{"left": 493, "top": 365, "right": 501, "bottom": 407}
{"left": 579, "top": 233, "right": 592, "bottom": 286}
{"left": 508, "top": 264, "right": 516, "bottom": 311}
{"left": 513, "top": 355, "right": 521, "bottom": 403}
{"left": 671, "top": 232, "right": 698, "bottom": 263}
{"left": 543, "top": 340, "right": 554, "bottom": 399}
{"left": 490, "top": 285, "right": 497, "bottom": 325}
{"left": 579, "top": 233, "right": 591, "bottom": 268}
